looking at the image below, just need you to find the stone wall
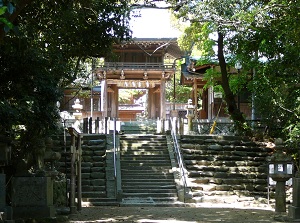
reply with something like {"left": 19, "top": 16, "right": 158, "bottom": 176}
{"left": 179, "top": 135, "right": 274, "bottom": 206}
{"left": 52, "top": 134, "right": 107, "bottom": 204}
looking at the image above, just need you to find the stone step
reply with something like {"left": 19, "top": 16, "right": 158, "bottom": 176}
{"left": 122, "top": 192, "right": 177, "bottom": 198}
{"left": 189, "top": 183, "right": 268, "bottom": 192}
{"left": 184, "top": 159, "right": 266, "bottom": 167}
{"left": 120, "top": 134, "right": 165, "bottom": 138}
{"left": 121, "top": 174, "right": 174, "bottom": 180}
{"left": 122, "top": 168, "right": 172, "bottom": 172}
{"left": 121, "top": 166, "right": 172, "bottom": 171}
{"left": 81, "top": 191, "right": 107, "bottom": 198}
{"left": 121, "top": 168, "right": 172, "bottom": 173}
{"left": 121, "top": 164, "right": 171, "bottom": 168}
{"left": 120, "top": 202, "right": 185, "bottom": 207}
{"left": 121, "top": 167, "right": 171, "bottom": 172}
{"left": 181, "top": 147, "right": 271, "bottom": 155}
{"left": 121, "top": 159, "right": 170, "bottom": 163}
{"left": 121, "top": 151, "right": 168, "bottom": 155}
{"left": 188, "top": 177, "right": 267, "bottom": 185}
{"left": 121, "top": 146, "right": 168, "bottom": 150}
{"left": 123, "top": 188, "right": 177, "bottom": 193}
{"left": 121, "top": 153, "right": 169, "bottom": 157}
{"left": 121, "top": 152, "right": 169, "bottom": 156}
{"left": 183, "top": 154, "right": 267, "bottom": 162}
{"left": 82, "top": 198, "right": 119, "bottom": 206}
{"left": 187, "top": 171, "right": 268, "bottom": 179}
{"left": 179, "top": 135, "right": 247, "bottom": 141}
{"left": 121, "top": 139, "right": 167, "bottom": 142}
{"left": 122, "top": 179, "right": 175, "bottom": 184}
{"left": 186, "top": 165, "right": 266, "bottom": 173}
{"left": 82, "top": 185, "right": 106, "bottom": 191}
{"left": 121, "top": 149, "right": 168, "bottom": 152}
{"left": 122, "top": 184, "right": 176, "bottom": 189}
{"left": 190, "top": 190, "right": 269, "bottom": 198}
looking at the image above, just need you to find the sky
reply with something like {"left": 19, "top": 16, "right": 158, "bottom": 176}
{"left": 130, "top": 8, "right": 181, "bottom": 38}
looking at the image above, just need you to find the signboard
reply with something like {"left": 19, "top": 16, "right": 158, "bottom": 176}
{"left": 214, "top": 92, "right": 222, "bottom": 98}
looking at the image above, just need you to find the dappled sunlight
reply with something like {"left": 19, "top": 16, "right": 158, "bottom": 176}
{"left": 69, "top": 206, "right": 277, "bottom": 223}
{"left": 137, "top": 220, "right": 197, "bottom": 223}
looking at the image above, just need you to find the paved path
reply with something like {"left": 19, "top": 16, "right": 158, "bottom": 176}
{"left": 67, "top": 205, "right": 291, "bottom": 223}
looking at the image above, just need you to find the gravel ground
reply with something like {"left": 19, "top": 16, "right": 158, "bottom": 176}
{"left": 67, "top": 205, "right": 293, "bottom": 223}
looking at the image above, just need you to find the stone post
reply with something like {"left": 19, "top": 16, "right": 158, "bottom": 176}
{"left": 179, "top": 117, "right": 184, "bottom": 135}
{"left": 185, "top": 99, "right": 195, "bottom": 133}
{"left": 72, "top": 98, "right": 83, "bottom": 133}
{"left": 171, "top": 113, "right": 178, "bottom": 135}
{"left": 268, "top": 138, "right": 293, "bottom": 216}
{"left": 288, "top": 168, "right": 300, "bottom": 220}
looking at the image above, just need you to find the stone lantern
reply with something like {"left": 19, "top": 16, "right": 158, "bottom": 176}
{"left": 185, "top": 99, "right": 195, "bottom": 132}
{"left": 268, "top": 138, "right": 293, "bottom": 214}
{"left": 72, "top": 99, "right": 83, "bottom": 132}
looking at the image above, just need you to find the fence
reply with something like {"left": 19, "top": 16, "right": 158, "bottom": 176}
{"left": 76, "top": 116, "right": 268, "bottom": 136}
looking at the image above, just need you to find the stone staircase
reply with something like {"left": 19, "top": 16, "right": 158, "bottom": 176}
{"left": 120, "top": 134, "right": 180, "bottom": 206}
{"left": 120, "top": 120, "right": 157, "bottom": 134}
{"left": 52, "top": 134, "right": 118, "bottom": 206}
{"left": 179, "top": 135, "right": 273, "bottom": 207}
{"left": 52, "top": 132, "right": 276, "bottom": 208}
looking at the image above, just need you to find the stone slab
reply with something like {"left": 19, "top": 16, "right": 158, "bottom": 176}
{"left": 288, "top": 177, "right": 300, "bottom": 220}
{"left": 292, "top": 177, "right": 300, "bottom": 206}
{"left": 288, "top": 205, "right": 300, "bottom": 220}
{"left": 12, "top": 177, "right": 53, "bottom": 206}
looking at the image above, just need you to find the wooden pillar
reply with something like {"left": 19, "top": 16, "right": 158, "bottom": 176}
{"left": 148, "top": 88, "right": 156, "bottom": 119}
{"left": 208, "top": 87, "right": 213, "bottom": 120}
{"left": 76, "top": 134, "right": 82, "bottom": 212}
{"left": 115, "top": 86, "right": 119, "bottom": 118}
{"left": 110, "top": 85, "right": 118, "bottom": 118}
{"left": 160, "top": 77, "right": 166, "bottom": 119}
{"left": 193, "top": 78, "right": 198, "bottom": 119}
{"left": 101, "top": 79, "right": 107, "bottom": 117}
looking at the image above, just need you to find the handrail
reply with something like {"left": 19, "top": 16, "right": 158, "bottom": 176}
{"left": 113, "top": 118, "right": 117, "bottom": 179}
{"left": 111, "top": 118, "right": 122, "bottom": 200}
{"left": 67, "top": 127, "right": 82, "bottom": 213}
{"left": 170, "top": 117, "right": 188, "bottom": 200}
{"left": 99, "top": 62, "right": 174, "bottom": 70}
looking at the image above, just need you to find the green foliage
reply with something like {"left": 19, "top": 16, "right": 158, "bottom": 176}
{"left": 119, "top": 89, "right": 146, "bottom": 104}
{"left": 0, "top": 4, "right": 14, "bottom": 31}
{"left": 166, "top": 0, "right": 300, "bottom": 138}
{"left": 285, "top": 122, "right": 300, "bottom": 171}
{"left": 0, "top": 0, "right": 132, "bottom": 169}
{"left": 166, "top": 70, "right": 191, "bottom": 103}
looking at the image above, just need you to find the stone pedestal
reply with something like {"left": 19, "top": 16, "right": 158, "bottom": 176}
{"left": 170, "top": 110, "right": 178, "bottom": 118}
{"left": 274, "top": 179, "right": 288, "bottom": 213}
{"left": 12, "top": 177, "right": 55, "bottom": 219}
{"left": 289, "top": 177, "right": 300, "bottom": 220}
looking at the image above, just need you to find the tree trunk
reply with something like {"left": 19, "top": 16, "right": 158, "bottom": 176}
{"left": 217, "top": 32, "right": 251, "bottom": 136}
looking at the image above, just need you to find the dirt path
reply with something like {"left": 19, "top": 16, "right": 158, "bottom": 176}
{"left": 67, "top": 206, "right": 288, "bottom": 223}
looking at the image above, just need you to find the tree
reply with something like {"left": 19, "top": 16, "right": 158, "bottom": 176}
{"left": 232, "top": 0, "right": 300, "bottom": 137}
{"left": 0, "top": 0, "right": 132, "bottom": 170}
{"left": 132, "top": 0, "right": 300, "bottom": 138}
